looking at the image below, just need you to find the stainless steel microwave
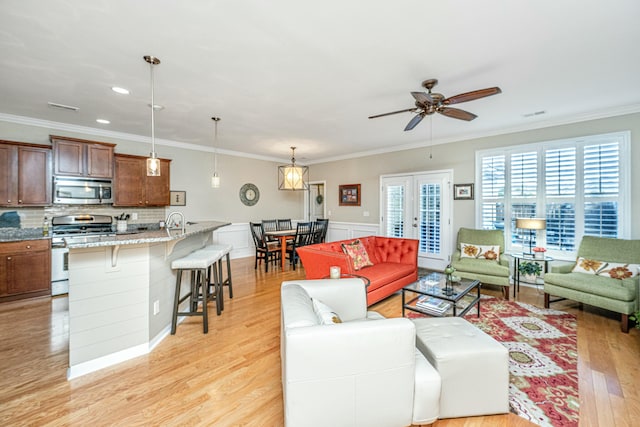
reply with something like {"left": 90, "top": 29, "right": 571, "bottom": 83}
{"left": 53, "top": 176, "right": 113, "bottom": 204}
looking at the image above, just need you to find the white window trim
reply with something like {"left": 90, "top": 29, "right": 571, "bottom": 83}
{"left": 475, "top": 131, "right": 630, "bottom": 260}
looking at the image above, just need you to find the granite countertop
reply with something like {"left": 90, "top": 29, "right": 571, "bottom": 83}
{"left": 63, "top": 221, "right": 231, "bottom": 249}
{"left": 0, "top": 221, "right": 231, "bottom": 246}
{"left": 0, "top": 228, "right": 50, "bottom": 242}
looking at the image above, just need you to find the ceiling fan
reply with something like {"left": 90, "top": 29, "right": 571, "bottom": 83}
{"left": 369, "top": 79, "right": 502, "bottom": 131}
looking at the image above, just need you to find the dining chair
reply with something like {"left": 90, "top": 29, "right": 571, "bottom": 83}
{"left": 286, "top": 222, "right": 314, "bottom": 270}
{"left": 250, "top": 222, "right": 281, "bottom": 272}
{"left": 262, "top": 219, "right": 279, "bottom": 243}
{"left": 312, "top": 218, "right": 329, "bottom": 244}
{"left": 277, "top": 218, "right": 293, "bottom": 231}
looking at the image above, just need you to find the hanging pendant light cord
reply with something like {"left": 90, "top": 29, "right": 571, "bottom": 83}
{"left": 150, "top": 62, "right": 156, "bottom": 155}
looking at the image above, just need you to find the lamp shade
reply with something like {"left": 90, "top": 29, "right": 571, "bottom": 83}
{"left": 516, "top": 218, "right": 546, "bottom": 230}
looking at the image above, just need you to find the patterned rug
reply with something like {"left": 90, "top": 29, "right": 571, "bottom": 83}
{"left": 408, "top": 297, "right": 579, "bottom": 427}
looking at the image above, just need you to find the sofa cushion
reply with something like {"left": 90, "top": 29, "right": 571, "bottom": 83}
{"left": 460, "top": 243, "right": 500, "bottom": 261}
{"left": 282, "top": 284, "right": 320, "bottom": 328}
{"left": 312, "top": 298, "right": 343, "bottom": 324}
{"left": 572, "top": 257, "right": 639, "bottom": 280}
{"left": 361, "top": 262, "right": 417, "bottom": 292}
{"left": 544, "top": 272, "right": 637, "bottom": 302}
{"left": 341, "top": 239, "right": 374, "bottom": 270}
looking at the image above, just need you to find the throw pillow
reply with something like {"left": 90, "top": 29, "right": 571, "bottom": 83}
{"left": 459, "top": 243, "right": 500, "bottom": 262}
{"left": 572, "top": 257, "right": 639, "bottom": 280}
{"left": 312, "top": 298, "right": 342, "bottom": 324}
{"left": 341, "top": 239, "right": 374, "bottom": 270}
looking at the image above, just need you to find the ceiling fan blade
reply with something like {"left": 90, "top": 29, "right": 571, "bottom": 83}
{"left": 411, "top": 91, "right": 433, "bottom": 105}
{"left": 404, "top": 113, "right": 425, "bottom": 131}
{"left": 368, "top": 107, "right": 418, "bottom": 119}
{"left": 443, "top": 87, "right": 502, "bottom": 105}
{"left": 439, "top": 107, "right": 477, "bottom": 121}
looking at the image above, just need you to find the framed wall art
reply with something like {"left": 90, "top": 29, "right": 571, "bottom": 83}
{"left": 339, "top": 184, "right": 361, "bottom": 206}
{"left": 170, "top": 190, "right": 187, "bottom": 206}
{"left": 453, "top": 183, "right": 474, "bottom": 200}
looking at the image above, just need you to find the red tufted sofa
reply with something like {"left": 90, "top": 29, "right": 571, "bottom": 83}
{"left": 295, "top": 236, "right": 419, "bottom": 305}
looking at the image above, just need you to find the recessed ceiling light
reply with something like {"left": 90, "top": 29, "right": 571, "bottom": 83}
{"left": 111, "top": 86, "right": 130, "bottom": 95}
{"left": 96, "top": 119, "right": 110, "bottom": 124}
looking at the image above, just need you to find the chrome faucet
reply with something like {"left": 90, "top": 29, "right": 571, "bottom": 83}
{"left": 165, "top": 211, "right": 185, "bottom": 234}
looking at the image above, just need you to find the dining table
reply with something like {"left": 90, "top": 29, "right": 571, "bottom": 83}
{"left": 265, "top": 229, "right": 296, "bottom": 269}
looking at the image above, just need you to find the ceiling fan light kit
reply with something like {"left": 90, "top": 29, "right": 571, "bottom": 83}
{"left": 369, "top": 78, "right": 502, "bottom": 131}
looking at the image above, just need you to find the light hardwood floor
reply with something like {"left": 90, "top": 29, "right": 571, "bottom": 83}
{"left": 1, "top": 257, "right": 639, "bottom": 426}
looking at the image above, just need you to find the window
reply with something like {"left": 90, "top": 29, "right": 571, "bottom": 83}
{"left": 476, "top": 132, "right": 630, "bottom": 259}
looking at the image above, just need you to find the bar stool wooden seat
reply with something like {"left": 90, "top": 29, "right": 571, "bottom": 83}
{"left": 201, "top": 243, "right": 234, "bottom": 300}
{"left": 170, "top": 249, "right": 225, "bottom": 334}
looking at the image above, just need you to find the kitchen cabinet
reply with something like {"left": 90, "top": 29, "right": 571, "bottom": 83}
{"left": 0, "top": 140, "right": 52, "bottom": 206}
{"left": 0, "top": 239, "right": 51, "bottom": 302}
{"left": 51, "top": 135, "right": 115, "bottom": 178}
{"left": 113, "top": 154, "right": 171, "bottom": 206}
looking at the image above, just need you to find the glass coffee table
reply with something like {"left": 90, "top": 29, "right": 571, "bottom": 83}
{"left": 402, "top": 272, "right": 481, "bottom": 318}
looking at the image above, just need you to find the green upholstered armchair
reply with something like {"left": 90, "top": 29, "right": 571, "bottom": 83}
{"left": 544, "top": 236, "right": 640, "bottom": 333}
{"left": 450, "top": 228, "right": 511, "bottom": 299}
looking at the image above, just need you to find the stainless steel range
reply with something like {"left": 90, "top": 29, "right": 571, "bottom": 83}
{"left": 50, "top": 214, "right": 114, "bottom": 295}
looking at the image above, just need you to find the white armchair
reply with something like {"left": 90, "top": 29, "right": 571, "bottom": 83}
{"left": 280, "top": 278, "right": 441, "bottom": 427}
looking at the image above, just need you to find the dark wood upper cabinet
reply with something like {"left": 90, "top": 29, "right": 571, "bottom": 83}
{"left": 51, "top": 135, "right": 115, "bottom": 178}
{"left": 113, "top": 154, "right": 171, "bottom": 207}
{"left": 0, "top": 140, "right": 52, "bottom": 207}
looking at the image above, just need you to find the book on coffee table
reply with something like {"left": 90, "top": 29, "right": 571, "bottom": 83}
{"left": 416, "top": 295, "right": 451, "bottom": 315}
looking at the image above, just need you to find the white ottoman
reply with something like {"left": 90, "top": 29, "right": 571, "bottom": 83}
{"left": 412, "top": 317, "right": 509, "bottom": 419}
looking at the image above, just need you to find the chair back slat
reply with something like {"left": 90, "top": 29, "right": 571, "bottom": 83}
{"left": 277, "top": 218, "right": 293, "bottom": 231}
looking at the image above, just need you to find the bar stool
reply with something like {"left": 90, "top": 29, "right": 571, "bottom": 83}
{"left": 201, "top": 243, "right": 234, "bottom": 300}
{"left": 170, "top": 249, "right": 224, "bottom": 334}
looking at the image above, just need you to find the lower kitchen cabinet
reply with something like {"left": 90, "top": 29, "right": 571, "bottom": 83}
{"left": 0, "top": 239, "right": 51, "bottom": 302}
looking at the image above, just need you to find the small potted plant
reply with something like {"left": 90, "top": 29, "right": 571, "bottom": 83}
{"left": 630, "top": 310, "right": 640, "bottom": 329}
{"left": 518, "top": 260, "right": 542, "bottom": 283}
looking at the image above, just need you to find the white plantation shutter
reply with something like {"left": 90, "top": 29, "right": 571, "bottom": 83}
{"left": 480, "top": 155, "right": 505, "bottom": 230}
{"left": 386, "top": 184, "right": 404, "bottom": 237}
{"left": 420, "top": 183, "right": 441, "bottom": 254}
{"left": 583, "top": 142, "right": 619, "bottom": 238}
{"left": 477, "top": 132, "right": 629, "bottom": 257}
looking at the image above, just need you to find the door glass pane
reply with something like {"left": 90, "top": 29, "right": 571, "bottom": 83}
{"left": 419, "top": 183, "right": 440, "bottom": 254}
{"left": 386, "top": 184, "right": 404, "bottom": 237}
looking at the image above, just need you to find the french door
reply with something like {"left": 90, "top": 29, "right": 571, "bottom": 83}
{"left": 381, "top": 171, "right": 452, "bottom": 270}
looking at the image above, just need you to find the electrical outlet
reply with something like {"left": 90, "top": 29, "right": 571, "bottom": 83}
{"left": 363, "top": 211, "right": 370, "bottom": 217}
{"left": 153, "top": 300, "right": 160, "bottom": 315}
{"left": 131, "top": 212, "right": 138, "bottom": 220}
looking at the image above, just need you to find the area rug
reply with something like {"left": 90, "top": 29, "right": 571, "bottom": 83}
{"left": 408, "top": 297, "right": 579, "bottom": 427}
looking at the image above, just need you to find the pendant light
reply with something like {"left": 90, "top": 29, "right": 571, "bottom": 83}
{"left": 278, "top": 146, "right": 309, "bottom": 191}
{"left": 144, "top": 55, "right": 161, "bottom": 176}
{"left": 211, "top": 116, "right": 221, "bottom": 188}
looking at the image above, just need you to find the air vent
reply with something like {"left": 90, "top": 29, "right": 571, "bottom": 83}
{"left": 47, "top": 102, "right": 79, "bottom": 111}
{"left": 523, "top": 110, "right": 546, "bottom": 118}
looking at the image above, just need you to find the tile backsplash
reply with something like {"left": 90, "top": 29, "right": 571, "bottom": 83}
{"left": 0, "top": 206, "right": 166, "bottom": 229}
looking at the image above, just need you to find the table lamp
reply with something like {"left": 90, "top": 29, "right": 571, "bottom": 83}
{"left": 515, "top": 218, "right": 546, "bottom": 255}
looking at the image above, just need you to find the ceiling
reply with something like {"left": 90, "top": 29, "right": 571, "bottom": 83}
{"left": 1, "top": 0, "right": 639, "bottom": 164}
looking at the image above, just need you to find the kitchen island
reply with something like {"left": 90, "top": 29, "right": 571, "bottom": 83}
{"left": 64, "top": 221, "right": 230, "bottom": 379}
